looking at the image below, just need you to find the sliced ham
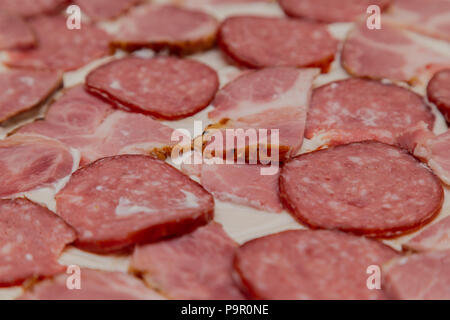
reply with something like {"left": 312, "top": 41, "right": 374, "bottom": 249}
{"left": 111, "top": 4, "right": 218, "bottom": 55}
{"left": 386, "top": 0, "right": 450, "bottom": 42}
{"left": 0, "top": 12, "right": 35, "bottom": 50}
{"left": 341, "top": 23, "right": 450, "bottom": 84}
{"left": 206, "top": 67, "right": 318, "bottom": 161}
{"left": 20, "top": 269, "right": 164, "bottom": 300}
{"left": 0, "top": 0, "right": 66, "bottom": 17}
{"left": 0, "top": 135, "right": 76, "bottom": 198}
{"left": 0, "top": 69, "right": 62, "bottom": 123}
{"left": 55, "top": 155, "right": 214, "bottom": 253}
{"left": 383, "top": 250, "right": 450, "bottom": 300}
{"left": 427, "top": 69, "right": 450, "bottom": 124}
{"left": 74, "top": 0, "right": 142, "bottom": 21}
{"left": 16, "top": 85, "right": 175, "bottom": 166}
{"left": 404, "top": 216, "right": 450, "bottom": 252}
{"left": 131, "top": 222, "right": 244, "bottom": 300}
{"left": 0, "top": 198, "right": 76, "bottom": 287}
{"left": 5, "top": 15, "right": 110, "bottom": 71}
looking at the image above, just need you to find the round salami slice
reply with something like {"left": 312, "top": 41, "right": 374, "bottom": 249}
{"left": 234, "top": 229, "right": 399, "bottom": 299}
{"left": 0, "top": 12, "right": 35, "bottom": 50}
{"left": 0, "top": 0, "right": 66, "bottom": 17}
{"left": 20, "top": 269, "right": 164, "bottom": 300}
{"left": 0, "top": 198, "right": 76, "bottom": 287}
{"left": 111, "top": 4, "right": 218, "bottom": 55}
{"left": 5, "top": 15, "right": 110, "bottom": 71}
{"left": 279, "top": 0, "right": 392, "bottom": 23}
{"left": 74, "top": 0, "right": 141, "bottom": 21}
{"left": 0, "top": 69, "right": 62, "bottom": 123}
{"left": 305, "top": 78, "right": 435, "bottom": 146}
{"left": 86, "top": 56, "right": 219, "bottom": 120}
{"left": 280, "top": 141, "right": 444, "bottom": 238}
{"left": 55, "top": 155, "right": 214, "bottom": 253}
{"left": 427, "top": 69, "right": 450, "bottom": 124}
{"left": 218, "top": 16, "right": 338, "bottom": 71}
{"left": 0, "top": 135, "right": 76, "bottom": 198}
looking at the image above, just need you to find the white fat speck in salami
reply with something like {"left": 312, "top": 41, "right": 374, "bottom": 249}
{"left": 404, "top": 216, "right": 450, "bottom": 252}
{"left": 19, "top": 269, "right": 164, "bottom": 300}
{"left": 341, "top": 23, "right": 450, "bottom": 84}
{"left": 234, "top": 229, "right": 399, "bottom": 299}
{"left": 279, "top": 141, "right": 444, "bottom": 238}
{"left": 0, "top": 135, "right": 75, "bottom": 198}
{"left": 279, "top": 0, "right": 392, "bottom": 23}
{"left": 74, "top": 0, "right": 142, "bottom": 21}
{"left": 17, "top": 85, "right": 175, "bottom": 166}
{"left": 0, "top": 12, "right": 35, "bottom": 50}
{"left": 383, "top": 250, "right": 450, "bottom": 300}
{"left": 0, "top": 198, "right": 76, "bottom": 287}
{"left": 111, "top": 4, "right": 218, "bottom": 55}
{"left": 0, "top": 69, "right": 62, "bottom": 123}
{"left": 55, "top": 155, "right": 214, "bottom": 253}
{"left": 131, "top": 222, "right": 245, "bottom": 299}
{"left": 218, "top": 16, "right": 338, "bottom": 71}
{"left": 85, "top": 56, "right": 219, "bottom": 120}
{"left": 5, "top": 15, "right": 111, "bottom": 71}
{"left": 0, "top": 0, "right": 66, "bottom": 17}
{"left": 428, "top": 69, "right": 450, "bottom": 124}
{"left": 305, "top": 78, "right": 435, "bottom": 147}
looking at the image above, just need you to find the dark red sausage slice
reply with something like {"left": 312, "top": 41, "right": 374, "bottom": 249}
{"left": 427, "top": 69, "right": 450, "bottom": 124}
{"left": 86, "top": 56, "right": 219, "bottom": 120}
{"left": 0, "top": 198, "right": 76, "bottom": 287}
{"left": 234, "top": 229, "right": 399, "bottom": 299}
{"left": 280, "top": 141, "right": 444, "bottom": 238}
{"left": 55, "top": 155, "right": 214, "bottom": 253}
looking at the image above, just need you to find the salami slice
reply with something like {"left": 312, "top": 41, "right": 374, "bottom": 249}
{"left": 0, "top": 12, "right": 35, "bottom": 50}
{"left": 0, "top": 135, "right": 76, "bottom": 198}
{"left": 0, "top": 69, "right": 62, "bottom": 123}
{"left": 341, "top": 23, "right": 450, "bottom": 84}
{"left": 55, "top": 155, "right": 214, "bottom": 253}
{"left": 0, "top": 0, "right": 66, "bottom": 17}
{"left": 74, "top": 0, "right": 142, "bottom": 21}
{"left": 280, "top": 141, "right": 444, "bottom": 238}
{"left": 17, "top": 85, "right": 175, "bottom": 166}
{"left": 404, "top": 216, "right": 450, "bottom": 252}
{"left": 384, "top": 250, "right": 450, "bottom": 300}
{"left": 5, "top": 15, "right": 110, "bottom": 71}
{"left": 234, "top": 229, "right": 399, "bottom": 300}
{"left": 386, "top": 0, "right": 450, "bottom": 42}
{"left": 427, "top": 69, "right": 450, "bottom": 124}
{"left": 0, "top": 198, "right": 76, "bottom": 287}
{"left": 131, "top": 222, "right": 245, "bottom": 299}
{"left": 218, "top": 16, "right": 338, "bottom": 71}
{"left": 305, "top": 78, "right": 435, "bottom": 147}
{"left": 111, "top": 4, "right": 218, "bottom": 55}
{"left": 20, "top": 269, "right": 164, "bottom": 300}
{"left": 86, "top": 57, "right": 219, "bottom": 120}
{"left": 279, "top": 0, "right": 392, "bottom": 23}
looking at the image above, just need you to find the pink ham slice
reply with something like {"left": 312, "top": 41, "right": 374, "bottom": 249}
{"left": 279, "top": 0, "right": 392, "bottom": 23}
{"left": 20, "top": 269, "right": 164, "bottom": 300}
{"left": 0, "top": 198, "right": 76, "bottom": 287}
{"left": 383, "top": 250, "right": 450, "bottom": 300}
{"left": 341, "top": 23, "right": 450, "bottom": 84}
{"left": 234, "top": 230, "right": 399, "bottom": 300}
{"left": 200, "top": 163, "right": 283, "bottom": 213}
{"left": 0, "top": 135, "right": 76, "bottom": 198}
{"left": 131, "top": 222, "right": 244, "bottom": 300}
{"left": 404, "top": 216, "right": 450, "bottom": 252}
{"left": 55, "top": 155, "right": 214, "bottom": 253}
{"left": 305, "top": 78, "right": 435, "bottom": 147}
{"left": 74, "top": 0, "right": 142, "bottom": 21}
{"left": 0, "top": 69, "right": 62, "bottom": 122}
{"left": 0, "top": 0, "right": 66, "bottom": 17}
{"left": 5, "top": 15, "right": 110, "bottom": 71}
{"left": 0, "top": 12, "right": 35, "bottom": 50}
{"left": 218, "top": 16, "right": 338, "bottom": 71}
{"left": 111, "top": 4, "right": 218, "bottom": 54}
{"left": 385, "top": 0, "right": 450, "bottom": 42}
{"left": 428, "top": 69, "right": 450, "bottom": 124}
{"left": 85, "top": 56, "right": 219, "bottom": 120}
{"left": 206, "top": 67, "right": 318, "bottom": 161}
{"left": 16, "top": 85, "right": 175, "bottom": 166}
